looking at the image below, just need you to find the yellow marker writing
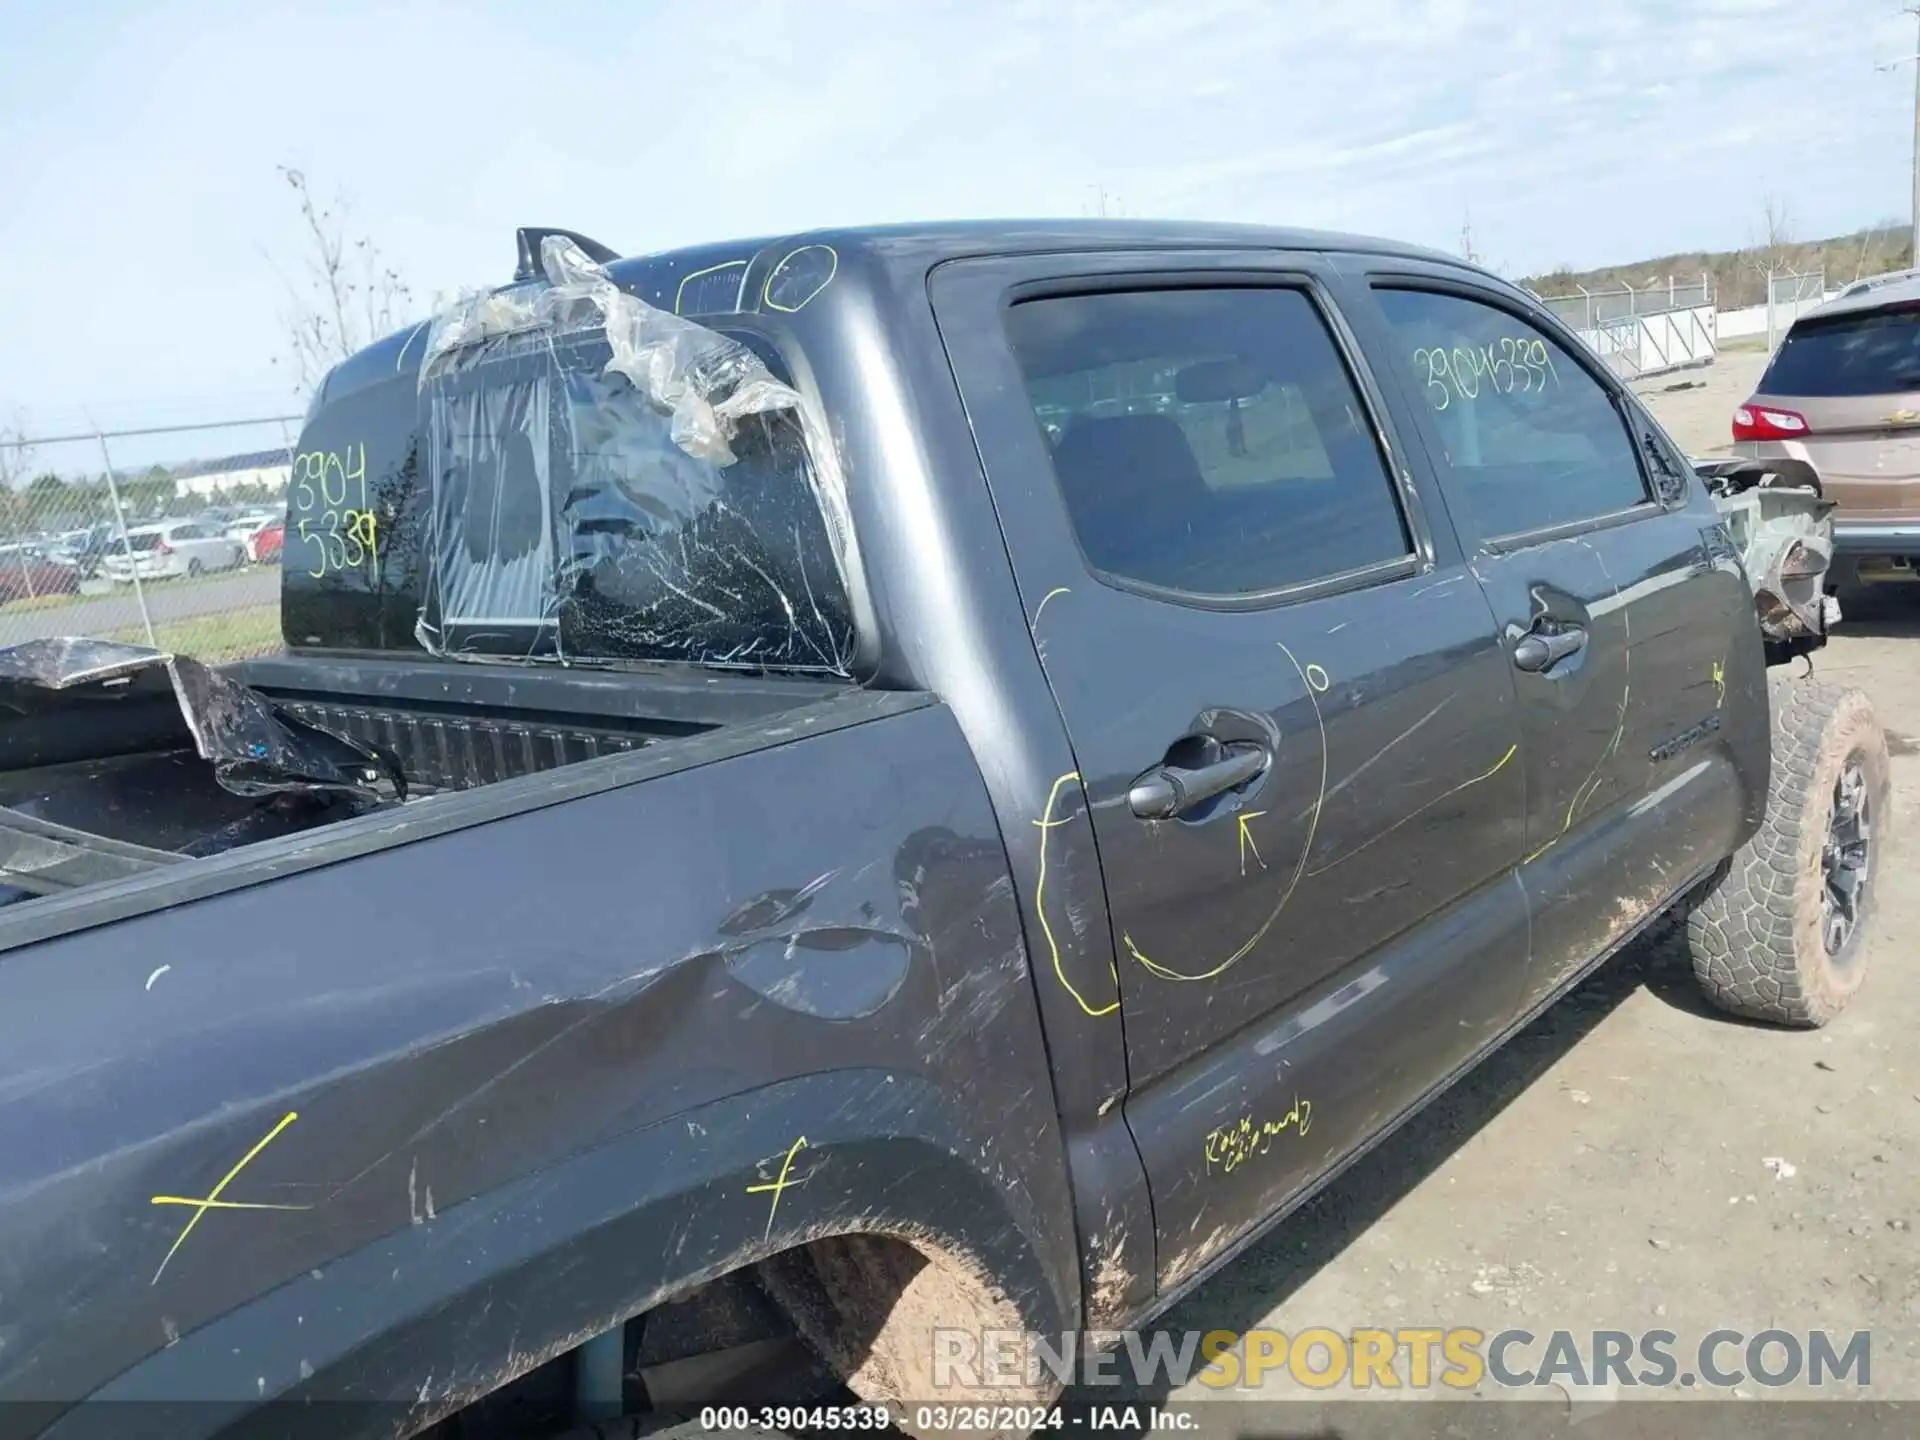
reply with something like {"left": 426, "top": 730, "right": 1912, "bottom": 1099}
{"left": 1124, "top": 642, "right": 1327, "bottom": 983}
{"left": 1236, "top": 811, "right": 1267, "bottom": 876}
{"left": 344, "top": 508, "right": 380, "bottom": 571}
{"left": 150, "top": 1111, "right": 310, "bottom": 1285}
{"left": 746, "top": 1136, "right": 810, "bottom": 1241}
{"left": 673, "top": 258, "right": 748, "bottom": 316}
{"left": 1034, "top": 772, "right": 1120, "bottom": 1017}
{"left": 1307, "top": 744, "right": 1516, "bottom": 878}
{"left": 762, "top": 245, "right": 839, "bottom": 314}
{"left": 1204, "top": 1098, "right": 1314, "bottom": 1174}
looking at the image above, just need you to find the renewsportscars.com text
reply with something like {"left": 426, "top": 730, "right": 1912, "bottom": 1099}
{"left": 932, "top": 1326, "right": 1872, "bottom": 1391}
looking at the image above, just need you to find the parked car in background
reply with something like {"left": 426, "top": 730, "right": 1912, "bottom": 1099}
{"left": 247, "top": 519, "right": 284, "bottom": 565}
{"left": 1731, "top": 269, "right": 1920, "bottom": 600}
{"left": 0, "top": 544, "right": 80, "bottom": 602}
{"left": 225, "top": 511, "right": 281, "bottom": 559}
{"left": 100, "top": 521, "right": 245, "bottom": 583}
{"left": 193, "top": 507, "right": 239, "bottom": 533}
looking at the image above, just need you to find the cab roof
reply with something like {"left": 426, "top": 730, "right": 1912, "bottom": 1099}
{"left": 321, "top": 218, "right": 1471, "bottom": 406}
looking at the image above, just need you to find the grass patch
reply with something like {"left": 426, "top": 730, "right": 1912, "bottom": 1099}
{"left": 0, "top": 592, "right": 84, "bottom": 614}
{"left": 106, "top": 604, "right": 284, "bottom": 663}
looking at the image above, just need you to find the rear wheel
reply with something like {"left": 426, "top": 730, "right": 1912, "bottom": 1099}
{"left": 1686, "top": 679, "right": 1889, "bottom": 1026}
{"left": 186, "top": 558, "right": 203, "bottom": 579}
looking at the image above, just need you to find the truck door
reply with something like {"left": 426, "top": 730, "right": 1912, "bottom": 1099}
{"left": 1346, "top": 266, "right": 1765, "bottom": 1011}
{"left": 931, "top": 252, "right": 1531, "bottom": 1289}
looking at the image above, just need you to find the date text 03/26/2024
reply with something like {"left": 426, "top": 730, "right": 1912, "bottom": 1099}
{"left": 699, "top": 1406, "right": 1196, "bottom": 1432}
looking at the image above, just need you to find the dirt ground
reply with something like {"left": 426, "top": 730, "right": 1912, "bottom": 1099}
{"left": 1140, "top": 344, "right": 1920, "bottom": 1413}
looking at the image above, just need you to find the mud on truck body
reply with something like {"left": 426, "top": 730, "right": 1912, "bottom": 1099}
{"left": 0, "top": 222, "right": 1888, "bottom": 1439}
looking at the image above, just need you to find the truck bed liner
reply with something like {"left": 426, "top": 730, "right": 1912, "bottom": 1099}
{"left": 0, "top": 642, "right": 875, "bottom": 917}
{"left": 271, "top": 699, "right": 653, "bottom": 793}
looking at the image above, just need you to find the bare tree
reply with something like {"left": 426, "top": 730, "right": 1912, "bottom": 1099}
{"left": 0, "top": 423, "right": 36, "bottom": 565}
{"left": 0, "top": 422, "right": 29, "bottom": 493}
{"left": 270, "top": 167, "right": 414, "bottom": 396}
{"left": 1746, "top": 194, "right": 1797, "bottom": 281}
{"left": 1852, "top": 215, "right": 1911, "bottom": 281}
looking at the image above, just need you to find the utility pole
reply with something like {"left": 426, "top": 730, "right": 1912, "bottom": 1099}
{"left": 1904, "top": 3, "right": 1920, "bottom": 268}
{"left": 1881, "top": 9, "right": 1920, "bottom": 268}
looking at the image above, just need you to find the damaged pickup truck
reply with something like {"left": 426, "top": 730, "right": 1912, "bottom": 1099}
{"left": 0, "top": 222, "right": 1888, "bottom": 1438}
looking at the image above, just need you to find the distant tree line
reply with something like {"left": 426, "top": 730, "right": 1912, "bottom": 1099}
{"left": 1521, "top": 203, "right": 1911, "bottom": 309}
{"left": 0, "top": 465, "right": 284, "bottom": 538}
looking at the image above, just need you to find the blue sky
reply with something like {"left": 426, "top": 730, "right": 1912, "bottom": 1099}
{"left": 0, "top": 0, "right": 1912, "bottom": 473}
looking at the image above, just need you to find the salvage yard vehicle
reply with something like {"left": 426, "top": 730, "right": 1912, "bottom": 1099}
{"left": 246, "top": 518, "right": 284, "bottom": 565}
{"left": 99, "top": 519, "right": 246, "bottom": 583}
{"left": 0, "top": 221, "right": 1889, "bottom": 1438}
{"left": 0, "top": 544, "right": 80, "bottom": 603}
{"left": 1731, "top": 268, "right": 1920, "bottom": 601}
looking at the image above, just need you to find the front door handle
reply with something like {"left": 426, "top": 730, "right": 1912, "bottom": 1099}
{"left": 1128, "top": 744, "right": 1270, "bottom": 819}
{"left": 1512, "top": 625, "right": 1588, "bottom": 673}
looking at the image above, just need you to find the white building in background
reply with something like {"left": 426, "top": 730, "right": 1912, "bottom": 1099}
{"left": 170, "top": 448, "right": 292, "bottom": 500}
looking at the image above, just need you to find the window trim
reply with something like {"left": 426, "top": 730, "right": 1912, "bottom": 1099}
{"left": 1365, "top": 272, "right": 1670, "bottom": 548}
{"left": 1001, "top": 270, "right": 1432, "bottom": 613}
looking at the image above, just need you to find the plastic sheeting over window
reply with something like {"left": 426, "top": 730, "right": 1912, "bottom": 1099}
{"left": 414, "top": 237, "right": 857, "bottom": 673}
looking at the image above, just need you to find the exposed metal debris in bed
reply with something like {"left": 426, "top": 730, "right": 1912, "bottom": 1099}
{"left": 0, "top": 640, "right": 404, "bottom": 897}
{"left": 0, "top": 638, "right": 403, "bottom": 803}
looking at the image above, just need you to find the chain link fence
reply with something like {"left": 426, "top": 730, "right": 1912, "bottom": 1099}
{"left": 0, "top": 418, "right": 295, "bottom": 665}
{"left": 1767, "top": 268, "right": 1827, "bottom": 351}
{"left": 1534, "top": 275, "right": 1714, "bottom": 333}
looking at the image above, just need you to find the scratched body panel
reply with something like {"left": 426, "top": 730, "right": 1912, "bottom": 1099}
{"left": 1487, "top": 517, "right": 1768, "bottom": 1003}
{"left": 0, "top": 702, "right": 1075, "bottom": 1410}
{"left": 927, "top": 247, "right": 1533, "bottom": 1293}
{"left": 1332, "top": 254, "right": 1774, "bottom": 1010}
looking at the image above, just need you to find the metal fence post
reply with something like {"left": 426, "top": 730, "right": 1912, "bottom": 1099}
{"left": 93, "top": 430, "right": 156, "bottom": 648}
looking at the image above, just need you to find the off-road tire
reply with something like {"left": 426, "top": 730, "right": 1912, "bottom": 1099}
{"left": 1687, "top": 679, "right": 1889, "bottom": 1026}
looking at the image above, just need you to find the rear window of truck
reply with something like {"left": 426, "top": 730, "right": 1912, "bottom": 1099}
{"left": 288, "top": 313, "right": 857, "bottom": 674}
{"left": 1762, "top": 308, "right": 1920, "bottom": 398}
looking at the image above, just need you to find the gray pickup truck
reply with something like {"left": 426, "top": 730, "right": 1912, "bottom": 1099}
{"left": 0, "top": 221, "right": 1889, "bottom": 1438}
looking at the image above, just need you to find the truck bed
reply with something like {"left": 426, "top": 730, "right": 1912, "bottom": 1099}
{"left": 0, "top": 647, "right": 858, "bottom": 918}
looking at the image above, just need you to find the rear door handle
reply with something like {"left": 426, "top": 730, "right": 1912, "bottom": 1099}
{"left": 1128, "top": 745, "right": 1270, "bottom": 819}
{"left": 1512, "top": 626, "right": 1587, "bottom": 673}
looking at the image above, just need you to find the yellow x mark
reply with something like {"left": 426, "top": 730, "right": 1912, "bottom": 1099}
{"left": 150, "top": 1110, "right": 311, "bottom": 1285}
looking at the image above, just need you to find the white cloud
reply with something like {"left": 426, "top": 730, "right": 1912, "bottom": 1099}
{"left": 0, "top": 0, "right": 1906, "bottom": 459}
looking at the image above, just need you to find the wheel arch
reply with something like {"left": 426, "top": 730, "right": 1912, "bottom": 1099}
{"left": 61, "top": 1070, "right": 1070, "bottom": 1438}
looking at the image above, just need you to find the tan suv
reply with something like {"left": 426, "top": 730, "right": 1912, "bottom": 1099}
{"left": 1732, "top": 272, "right": 1920, "bottom": 597}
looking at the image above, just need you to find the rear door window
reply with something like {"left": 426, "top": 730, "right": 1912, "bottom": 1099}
{"left": 1001, "top": 286, "right": 1412, "bottom": 598}
{"left": 1373, "top": 287, "right": 1650, "bottom": 537}
{"left": 1762, "top": 308, "right": 1920, "bottom": 397}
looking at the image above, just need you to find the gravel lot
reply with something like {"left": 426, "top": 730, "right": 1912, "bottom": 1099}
{"left": 1136, "top": 344, "right": 1920, "bottom": 1416}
